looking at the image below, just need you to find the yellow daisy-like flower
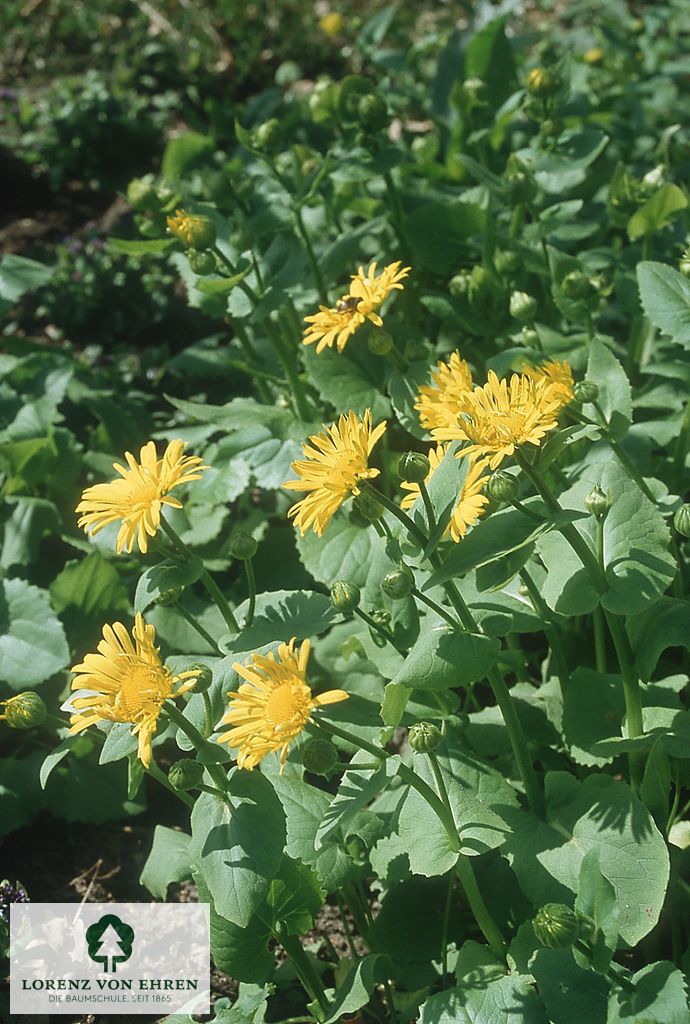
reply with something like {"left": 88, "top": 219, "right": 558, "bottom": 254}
{"left": 76, "top": 440, "right": 207, "bottom": 555}
{"left": 438, "top": 370, "right": 562, "bottom": 470}
{"left": 68, "top": 614, "right": 199, "bottom": 768}
{"left": 523, "top": 359, "right": 575, "bottom": 410}
{"left": 284, "top": 409, "right": 386, "bottom": 536}
{"left": 303, "top": 261, "right": 410, "bottom": 353}
{"left": 166, "top": 209, "right": 216, "bottom": 249}
{"left": 416, "top": 352, "right": 474, "bottom": 435}
{"left": 400, "top": 444, "right": 489, "bottom": 542}
{"left": 320, "top": 11, "right": 342, "bottom": 35}
{"left": 217, "top": 638, "right": 348, "bottom": 770}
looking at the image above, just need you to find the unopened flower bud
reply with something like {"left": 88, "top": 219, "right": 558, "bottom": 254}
{"left": 519, "top": 326, "right": 540, "bottom": 348}
{"left": 190, "top": 664, "right": 213, "bottom": 694}
{"left": 167, "top": 210, "right": 216, "bottom": 250}
{"left": 573, "top": 380, "right": 599, "bottom": 404}
{"left": 583, "top": 47, "right": 604, "bottom": 65}
{"left": 0, "top": 692, "right": 47, "bottom": 730}
{"left": 468, "top": 265, "right": 494, "bottom": 308}
{"left": 526, "top": 67, "right": 561, "bottom": 97}
{"left": 156, "top": 587, "right": 183, "bottom": 607}
{"left": 357, "top": 93, "right": 389, "bottom": 132}
{"left": 251, "top": 118, "right": 281, "bottom": 152}
{"left": 642, "top": 165, "right": 665, "bottom": 191}
{"left": 330, "top": 581, "right": 361, "bottom": 613}
{"left": 487, "top": 471, "right": 519, "bottom": 503}
{"left": 533, "top": 904, "right": 580, "bottom": 949}
{"left": 585, "top": 484, "right": 612, "bottom": 521}
{"left": 398, "top": 451, "right": 430, "bottom": 484}
{"left": 679, "top": 249, "right": 690, "bottom": 279}
{"left": 230, "top": 532, "right": 258, "bottom": 560}
{"left": 382, "top": 565, "right": 414, "bottom": 600}
{"left": 168, "top": 759, "right": 204, "bottom": 792}
{"left": 352, "top": 488, "right": 384, "bottom": 524}
{"left": 301, "top": 738, "right": 338, "bottom": 775}
{"left": 462, "top": 77, "right": 488, "bottom": 106}
{"left": 408, "top": 721, "right": 443, "bottom": 753}
{"left": 188, "top": 250, "right": 217, "bottom": 275}
{"left": 368, "top": 330, "right": 394, "bottom": 356}
{"left": 674, "top": 504, "right": 690, "bottom": 538}
{"left": 561, "top": 271, "right": 597, "bottom": 303}
{"left": 127, "top": 175, "right": 158, "bottom": 211}
{"left": 449, "top": 270, "right": 471, "bottom": 298}
{"left": 494, "top": 249, "right": 520, "bottom": 277}
{"left": 510, "top": 290, "right": 538, "bottom": 323}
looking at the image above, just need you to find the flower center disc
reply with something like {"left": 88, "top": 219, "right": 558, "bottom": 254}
{"left": 265, "top": 683, "right": 309, "bottom": 731}
{"left": 117, "top": 662, "right": 168, "bottom": 718}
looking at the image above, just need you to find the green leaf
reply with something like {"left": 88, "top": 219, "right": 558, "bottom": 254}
{"left": 641, "top": 738, "right": 672, "bottom": 831}
{"left": 575, "top": 848, "right": 619, "bottom": 973}
{"left": 522, "top": 130, "right": 608, "bottom": 194}
{"left": 537, "top": 460, "right": 675, "bottom": 616}
{"left": 99, "top": 722, "right": 139, "bottom": 764}
{"left": 637, "top": 261, "right": 690, "bottom": 346}
{"left": 107, "top": 237, "right": 175, "bottom": 255}
{"left": 227, "top": 590, "right": 339, "bottom": 652}
{"left": 628, "top": 183, "right": 688, "bottom": 240}
{"left": 0, "top": 753, "right": 45, "bottom": 835}
{"left": 207, "top": 898, "right": 274, "bottom": 984}
{"left": 562, "top": 669, "right": 624, "bottom": 767}
{"left": 50, "top": 552, "right": 129, "bottom": 621}
{"left": 302, "top": 347, "right": 391, "bottom": 421}
{"left": 503, "top": 772, "right": 669, "bottom": 945}
{"left": 297, "top": 517, "right": 385, "bottom": 588}
{"left": 265, "top": 856, "right": 324, "bottom": 935}
{"left": 40, "top": 735, "right": 79, "bottom": 789}
{"left": 162, "top": 131, "right": 213, "bottom": 179}
{"left": 134, "top": 557, "right": 205, "bottom": 613}
{"left": 323, "top": 954, "right": 385, "bottom": 1024}
{"left": 419, "top": 972, "right": 547, "bottom": 1024}
{"left": 0, "top": 577, "right": 69, "bottom": 688}
{"left": 196, "top": 271, "right": 250, "bottom": 295}
{"left": 531, "top": 949, "right": 609, "bottom": 1024}
{"left": 1, "top": 496, "right": 59, "bottom": 568}
{"left": 190, "top": 771, "right": 286, "bottom": 926}
{"left": 390, "top": 626, "right": 500, "bottom": 691}
{"left": 140, "top": 826, "right": 193, "bottom": 899}
{"left": 464, "top": 17, "right": 516, "bottom": 108}
{"left": 628, "top": 597, "right": 690, "bottom": 681}
{"left": 404, "top": 201, "right": 486, "bottom": 275}
{"left": 585, "top": 337, "right": 632, "bottom": 440}
{"left": 371, "top": 876, "right": 462, "bottom": 964}
{"left": 607, "top": 961, "right": 690, "bottom": 1024}
{"left": 0, "top": 254, "right": 53, "bottom": 302}
{"left": 315, "top": 754, "right": 398, "bottom": 850}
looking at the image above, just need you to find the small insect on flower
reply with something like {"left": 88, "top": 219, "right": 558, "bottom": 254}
{"left": 75, "top": 439, "right": 207, "bottom": 554}
{"left": 217, "top": 638, "right": 348, "bottom": 771}
{"left": 436, "top": 370, "right": 562, "bottom": 470}
{"left": 303, "top": 261, "right": 410, "bottom": 353}
{"left": 284, "top": 410, "right": 386, "bottom": 536}
{"left": 68, "top": 614, "right": 200, "bottom": 768}
{"left": 400, "top": 444, "right": 490, "bottom": 541}
{"left": 416, "top": 352, "right": 474, "bottom": 436}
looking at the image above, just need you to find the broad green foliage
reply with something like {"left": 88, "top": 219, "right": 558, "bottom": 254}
{"left": 3, "top": 1, "right": 690, "bottom": 1022}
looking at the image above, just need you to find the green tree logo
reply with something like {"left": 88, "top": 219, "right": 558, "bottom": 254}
{"left": 86, "top": 914, "right": 135, "bottom": 973}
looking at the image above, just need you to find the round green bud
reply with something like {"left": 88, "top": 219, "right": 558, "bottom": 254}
{"left": 156, "top": 586, "right": 183, "bottom": 607}
{"left": 494, "top": 249, "right": 520, "bottom": 277}
{"left": 188, "top": 250, "right": 217, "bottom": 275}
{"left": 127, "top": 174, "right": 158, "bottom": 211}
{"left": 519, "top": 326, "right": 540, "bottom": 348}
{"left": 585, "top": 484, "right": 612, "bottom": 521}
{"left": 168, "top": 759, "right": 204, "bottom": 792}
{"left": 301, "top": 738, "right": 338, "bottom": 776}
{"left": 486, "top": 470, "right": 519, "bottom": 503}
{"left": 533, "top": 903, "right": 580, "bottom": 949}
{"left": 573, "top": 380, "right": 599, "bottom": 403}
{"left": 0, "top": 692, "right": 47, "bottom": 730}
{"left": 510, "top": 290, "right": 538, "bottom": 323}
{"left": 190, "top": 664, "right": 213, "bottom": 694}
{"left": 462, "top": 77, "right": 489, "bottom": 106}
{"left": 330, "top": 580, "right": 361, "bottom": 613}
{"left": 408, "top": 721, "right": 444, "bottom": 753}
{"left": 398, "top": 451, "right": 430, "bottom": 484}
{"left": 367, "top": 329, "right": 394, "bottom": 356}
{"left": 352, "top": 488, "right": 384, "bottom": 524}
{"left": 526, "top": 67, "right": 561, "bottom": 97}
{"left": 357, "top": 93, "right": 389, "bottom": 132}
{"left": 251, "top": 118, "right": 281, "bottom": 151}
{"left": 167, "top": 211, "right": 216, "bottom": 250}
{"left": 449, "top": 270, "right": 471, "bottom": 298}
{"left": 337, "top": 75, "right": 374, "bottom": 125}
{"left": 561, "top": 270, "right": 597, "bottom": 303}
{"left": 679, "top": 249, "right": 690, "bottom": 279}
{"left": 673, "top": 504, "right": 690, "bottom": 538}
{"left": 504, "top": 170, "right": 537, "bottom": 205}
{"left": 642, "top": 165, "right": 665, "bottom": 192}
{"left": 382, "top": 565, "right": 414, "bottom": 600}
{"left": 230, "top": 531, "right": 258, "bottom": 561}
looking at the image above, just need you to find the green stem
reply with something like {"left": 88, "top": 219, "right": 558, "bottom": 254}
{"left": 354, "top": 606, "right": 403, "bottom": 652}
{"left": 604, "top": 611, "right": 644, "bottom": 790}
{"left": 672, "top": 395, "right": 690, "bottom": 480}
{"left": 412, "top": 586, "right": 462, "bottom": 631}
{"left": 365, "top": 484, "right": 427, "bottom": 547}
{"left": 281, "top": 933, "right": 330, "bottom": 1016}
{"left": 202, "top": 691, "right": 215, "bottom": 737}
{"left": 440, "top": 870, "right": 454, "bottom": 982}
{"left": 268, "top": 318, "right": 312, "bottom": 420}
{"left": 518, "top": 568, "right": 569, "bottom": 693}
{"left": 335, "top": 892, "right": 360, "bottom": 959}
{"left": 593, "top": 608, "right": 607, "bottom": 673}
{"left": 160, "top": 518, "right": 240, "bottom": 634}
{"left": 312, "top": 716, "right": 386, "bottom": 761}
{"left": 176, "top": 602, "right": 223, "bottom": 655}
{"left": 383, "top": 170, "right": 412, "bottom": 268}
{"left": 244, "top": 558, "right": 257, "bottom": 627}
{"left": 294, "top": 206, "right": 328, "bottom": 304}
{"left": 384, "top": 347, "right": 407, "bottom": 372}
{"left": 418, "top": 479, "right": 437, "bottom": 533}
{"left": 146, "top": 760, "right": 194, "bottom": 808}
{"left": 232, "top": 320, "right": 273, "bottom": 402}
{"left": 163, "top": 702, "right": 229, "bottom": 794}
{"left": 427, "top": 752, "right": 506, "bottom": 958}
